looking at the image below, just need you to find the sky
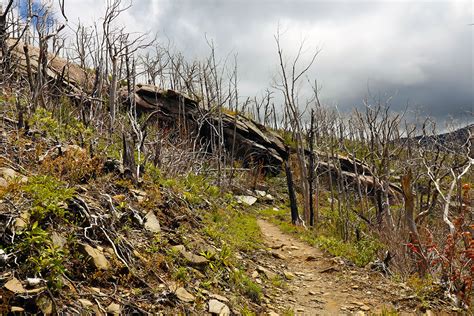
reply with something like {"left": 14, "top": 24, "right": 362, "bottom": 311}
{"left": 13, "top": 0, "right": 474, "bottom": 125}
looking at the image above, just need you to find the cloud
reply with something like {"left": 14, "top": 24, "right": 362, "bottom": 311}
{"left": 58, "top": 0, "right": 473, "bottom": 123}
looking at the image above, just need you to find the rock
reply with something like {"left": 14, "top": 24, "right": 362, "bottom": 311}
{"left": 0, "top": 249, "right": 8, "bottom": 265}
{"left": 79, "top": 244, "right": 111, "bottom": 270}
{"left": 131, "top": 189, "right": 147, "bottom": 203}
{"left": 284, "top": 271, "right": 295, "bottom": 280}
{"left": 208, "top": 299, "right": 230, "bottom": 315}
{"left": 360, "top": 305, "right": 370, "bottom": 311}
{"left": 26, "top": 277, "right": 43, "bottom": 287}
{"left": 271, "top": 251, "right": 287, "bottom": 260}
{"left": 251, "top": 271, "right": 259, "bottom": 278}
{"left": 236, "top": 195, "right": 257, "bottom": 206}
{"left": 0, "top": 167, "right": 28, "bottom": 185}
{"left": 257, "top": 265, "right": 277, "bottom": 280}
{"left": 126, "top": 85, "right": 288, "bottom": 174}
{"left": 264, "top": 194, "right": 274, "bottom": 201}
{"left": 11, "top": 307, "right": 25, "bottom": 312}
{"left": 106, "top": 302, "right": 121, "bottom": 315}
{"left": 78, "top": 299, "right": 94, "bottom": 308}
{"left": 0, "top": 178, "right": 7, "bottom": 187}
{"left": 14, "top": 211, "right": 30, "bottom": 231}
{"left": 175, "top": 287, "right": 195, "bottom": 302}
{"left": 354, "top": 312, "right": 366, "bottom": 316}
{"left": 255, "top": 190, "right": 266, "bottom": 197}
{"left": 144, "top": 211, "right": 161, "bottom": 233}
{"left": 36, "top": 295, "right": 54, "bottom": 314}
{"left": 4, "top": 277, "right": 26, "bottom": 293}
{"left": 51, "top": 232, "right": 67, "bottom": 249}
{"left": 39, "top": 144, "right": 85, "bottom": 162}
{"left": 172, "top": 245, "right": 208, "bottom": 267}
{"left": 209, "top": 293, "right": 229, "bottom": 302}
{"left": 268, "top": 312, "right": 280, "bottom": 316}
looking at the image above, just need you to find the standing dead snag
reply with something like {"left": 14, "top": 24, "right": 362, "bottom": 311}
{"left": 274, "top": 27, "right": 320, "bottom": 225}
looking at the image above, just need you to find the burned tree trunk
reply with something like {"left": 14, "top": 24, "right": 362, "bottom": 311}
{"left": 285, "top": 158, "right": 300, "bottom": 225}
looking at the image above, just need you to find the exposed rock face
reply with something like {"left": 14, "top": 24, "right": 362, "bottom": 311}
{"left": 122, "top": 84, "right": 288, "bottom": 173}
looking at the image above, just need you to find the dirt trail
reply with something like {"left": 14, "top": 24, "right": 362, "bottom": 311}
{"left": 257, "top": 220, "right": 417, "bottom": 315}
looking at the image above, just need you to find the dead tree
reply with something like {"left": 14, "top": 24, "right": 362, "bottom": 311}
{"left": 274, "top": 28, "right": 320, "bottom": 225}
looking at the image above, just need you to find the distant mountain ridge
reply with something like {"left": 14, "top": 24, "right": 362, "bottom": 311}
{"left": 410, "top": 123, "right": 473, "bottom": 152}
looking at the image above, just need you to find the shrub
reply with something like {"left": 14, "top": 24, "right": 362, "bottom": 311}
{"left": 24, "top": 175, "right": 75, "bottom": 222}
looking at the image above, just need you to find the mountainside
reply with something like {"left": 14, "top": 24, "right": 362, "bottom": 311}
{"left": 1, "top": 1, "right": 472, "bottom": 314}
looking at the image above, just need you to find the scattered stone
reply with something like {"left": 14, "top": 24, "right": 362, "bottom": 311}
{"left": 209, "top": 293, "right": 229, "bottom": 302}
{"left": 271, "top": 251, "right": 287, "bottom": 260}
{"left": 257, "top": 266, "right": 277, "bottom": 280}
{"left": 352, "top": 285, "right": 359, "bottom": 289}
{"left": 236, "top": 195, "right": 257, "bottom": 206}
{"left": 268, "top": 310, "right": 280, "bottom": 316}
{"left": 354, "top": 312, "right": 366, "bottom": 316}
{"left": 4, "top": 277, "right": 26, "bottom": 293}
{"left": 0, "top": 167, "right": 28, "bottom": 185}
{"left": 14, "top": 211, "right": 30, "bottom": 231}
{"left": 289, "top": 246, "right": 299, "bottom": 250}
{"left": 306, "top": 255, "right": 319, "bottom": 261}
{"left": 131, "top": 189, "right": 147, "bottom": 203}
{"left": 106, "top": 302, "right": 121, "bottom": 315}
{"left": 36, "top": 295, "right": 53, "bottom": 314}
{"left": 308, "top": 290, "right": 317, "bottom": 295}
{"left": 51, "top": 232, "right": 67, "bottom": 249}
{"left": 175, "top": 287, "right": 195, "bottom": 302}
{"left": 255, "top": 190, "right": 266, "bottom": 197}
{"left": 11, "top": 307, "right": 25, "bottom": 312}
{"left": 296, "top": 307, "right": 305, "bottom": 312}
{"left": 79, "top": 244, "right": 111, "bottom": 270}
{"left": 360, "top": 305, "right": 370, "bottom": 311}
{"left": 26, "top": 277, "right": 43, "bottom": 287}
{"left": 39, "top": 144, "right": 85, "bottom": 162}
{"left": 251, "top": 271, "right": 259, "bottom": 278}
{"left": 255, "top": 278, "right": 262, "bottom": 284}
{"left": 283, "top": 271, "right": 295, "bottom": 280}
{"left": 144, "top": 211, "right": 161, "bottom": 233}
{"left": 208, "top": 299, "right": 230, "bottom": 315}
{"left": 78, "top": 299, "right": 94, "bottom": 308}
{"left": 318, "top": 266, "right": 338, "bottom": 273}
{"left": 264, "top": 194, "right": 274, "bottom": 201}
{"left": 172, "top": 245, "right": 208, "bottom": 267}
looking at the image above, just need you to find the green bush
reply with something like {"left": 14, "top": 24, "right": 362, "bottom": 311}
{"left": 24, "top": 175, "right": 75, "bottom": 222}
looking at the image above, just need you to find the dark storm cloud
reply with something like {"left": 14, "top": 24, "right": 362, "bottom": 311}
{"left": 65, "top": 0, "right": 473, "bottom": 123}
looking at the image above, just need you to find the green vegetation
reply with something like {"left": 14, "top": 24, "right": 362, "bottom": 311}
{"left": 24, "top": 175, "right": 75, "bottom": 222}
{"left": 260, "top": 206, "right": 381, "bottom": 267}
{"left": 229, "top": 269, "right": 262, "bottom": 303}
{"left": 5, "top": 176, "right": 75, "bottom": 289}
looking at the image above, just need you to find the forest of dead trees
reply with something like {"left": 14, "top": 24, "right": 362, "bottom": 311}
{"left": 0, "top": 0, "right": 473, "bottom": 310}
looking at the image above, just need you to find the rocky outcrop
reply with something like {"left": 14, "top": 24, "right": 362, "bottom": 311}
{"left": 122, "top": 84, "right": 288, "bottom": 173}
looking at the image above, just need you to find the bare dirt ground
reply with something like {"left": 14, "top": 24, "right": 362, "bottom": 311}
{"left": 256, "top": 220, "right": 447, "bottom": 316}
